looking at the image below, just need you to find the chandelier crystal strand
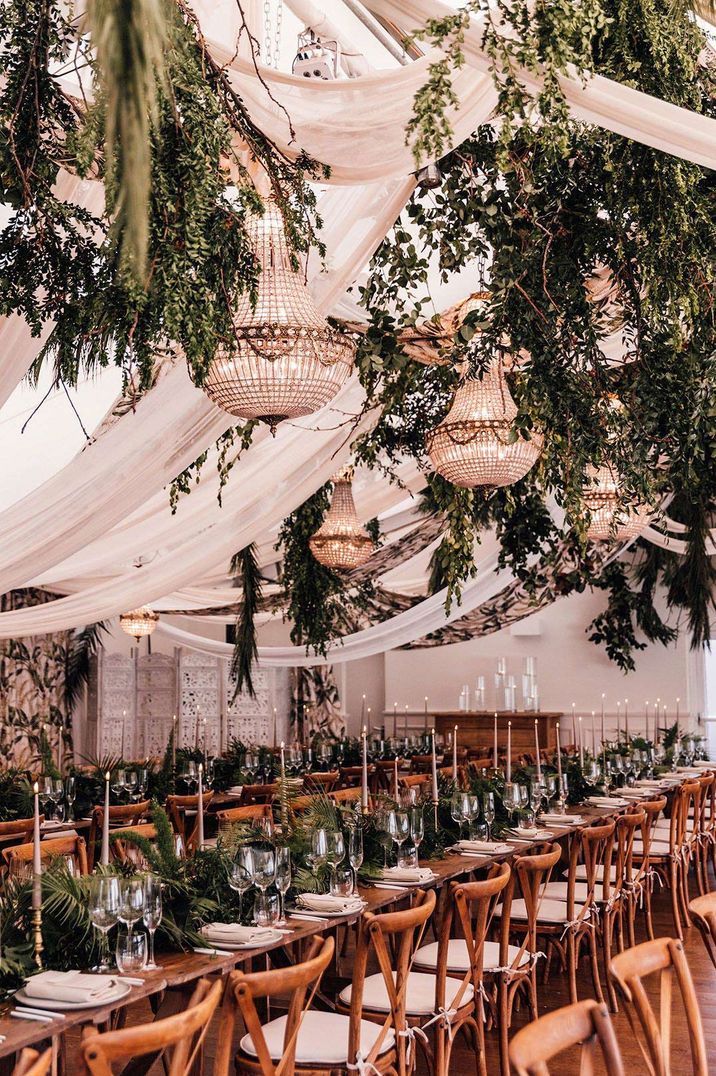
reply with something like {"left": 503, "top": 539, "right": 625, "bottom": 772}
{"left": 426, "top": 360, "right": 543, "bottom": 489}
{"left": 583, "top": 464, "right": 651, "bottom": 542}
{"left": 309, "top": 468, "right": 375, "bottom": 570}
{"left": 201, "top": 199, "right": 355, "bottom": 430}
{"left": 119, "top": 607, "right": 160, "bottom": 643}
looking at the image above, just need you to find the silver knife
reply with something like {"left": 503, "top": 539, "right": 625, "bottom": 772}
{"left": 11, "top": 1011, "right": 56, "bottom": 1023}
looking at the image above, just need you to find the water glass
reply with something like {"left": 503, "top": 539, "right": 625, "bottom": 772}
{"left": 254, "top": 890, "right": 280, "bottom": 927}
{"left": 330, "top": 865, "right": 354, "bottom": 897}
{"left": 116, "top": 931, "right": 148, "bottom": 974}
{"left": 88, "top": 875, "right": 120, "bottom": 972}
{"left": 143, "top": 874, "right": 163, "bottom": 970}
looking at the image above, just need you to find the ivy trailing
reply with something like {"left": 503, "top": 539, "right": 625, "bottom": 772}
{"left": 229, "top": 544, "right": 262, "bottom": 701}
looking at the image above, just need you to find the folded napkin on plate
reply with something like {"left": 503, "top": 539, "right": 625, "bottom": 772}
{"left": 200, "top": 923, "right": 276, "bottom": 946}
{"left": 297, "top": 893, "right": 364, "bottom": 913}
{"left": 540, "top": 814, "right": 583, "bottom": 825}
{"left": 24, "top": 971, "right": 118, "bottom": 1004}
{"left": 381, "top": 866, "right": 434, "bottom": 883}
{"left": 456, "top": 839, "right": 512, "bottom": 854}
{"left": 586, "top": 797, "right": 628, "bottom": 807}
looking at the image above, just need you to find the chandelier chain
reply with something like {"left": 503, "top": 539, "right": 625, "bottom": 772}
{"left": 263, "top": 0, "right": 283, "bottom": 68}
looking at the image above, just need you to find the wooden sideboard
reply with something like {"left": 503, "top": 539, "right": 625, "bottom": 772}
{"left": 432, "top": 711, "right": 562, "bottom": 752}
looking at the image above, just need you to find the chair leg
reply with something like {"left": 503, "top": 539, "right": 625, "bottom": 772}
{"left": 603, "top": 911, "right": 618, "bottom": 1012}
{"left": 679, "top": 854, "right": 692, "bottom": 927}
{"left": 566, "top": 931, "right": 578, "bottom": 1005}
{"left": 587, "top": 926, "right": 604, "bottom": 1004}
{"left": 626, "top": 894, "right": 636, "bottom": 950}
{"left": 497, "top": 979, "right": 511, "bottom": 1076}
{"left": 644, "top": 874, "right": 656, "bottom": 941}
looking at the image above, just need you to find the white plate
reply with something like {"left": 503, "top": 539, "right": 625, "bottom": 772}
{"left": 15, "top": 980, "right": 131, "bottom": 1011}
{"left": 295, "top": 903, "right": 365, "bottom": 918}
{"left": 198, "top": 928, "right": 284, "bottom": 951}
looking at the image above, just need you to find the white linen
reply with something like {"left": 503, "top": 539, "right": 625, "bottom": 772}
{"left": 200, "top": 922, "right": 277, "bottom": 945}
{"left": 24, "top": 971, "right": 118, "bottom": 1004}
{"left": 297, "top": 893, "right": 364, "bottom": 913}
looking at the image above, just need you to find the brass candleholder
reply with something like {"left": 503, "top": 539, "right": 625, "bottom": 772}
{"left": 32, "top": 905, "right": 43, "bottom": 970}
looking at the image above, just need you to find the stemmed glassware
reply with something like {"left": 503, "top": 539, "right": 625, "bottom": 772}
{"left": 307, "top": 830, "right": 329, "bottom": 878}
{"left": 51, "top": 780, "right": 65, "bottom": 823}
{"left": 125, "top": 770, "right": 138, "bottom": 800}
{"left": 228, "top": 846, "right": 254, "bottom": 917}
{"left": 112, "top": 769, "right": 127, "bottom": 800}
{"left": 408, "top": 806, "right": 424, "bottom": 865}
{"left": 348, "top": 826, "right": 364, "bottom": 894}
{"left": 118, "top": 876, "right": 146, "bottom": 932}
{"left": 502, "top": 783, "right": 518, "bottom": 828}
{"left": 466, "top": 795, "right": 480, "bottom": 839}
{"left": 483, "top": 792, "right": 495, "bottom": 840}
{"left": 386, "top": 810, "right": 409, "bottom": 866}
{"left": 88, "top": 875, "right": 121, "bottom": 972}
{"left": 64, "top": 776, "right": 76, "bottom": 821}
{"left": 275, "top": 847, "right": 292, "bottom": 925}
{"left": 143, "top": 874, "right": 163, "bottom": 970}
{"left": 325, "top": 831, "right": 345, "bottom": 890}
{"left": 450, "top": 792, "right": 467, "bottom": 840}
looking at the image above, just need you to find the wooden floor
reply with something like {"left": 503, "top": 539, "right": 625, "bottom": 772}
{"left": 62, "top": 871, "right": 716, "bottom": 1074}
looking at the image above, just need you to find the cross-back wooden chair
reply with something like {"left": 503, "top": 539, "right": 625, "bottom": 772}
{"left": 398, "top": 773, "right": 432, "bottom": 800}
{"left": 335, "top": 890, "right": 437, "bottom": 1076}
{"left": 688, "top": 891, "right": 716, "bottom": 969}
{"left": 486, "top": 846, "right": 561, "bottom": 1076}
{"left": 81, "top": 976, "right": 222, "bottom": 1076}
{"left": 88, "top": 800, "right": 151, "bottom": 869}
{"left": 0, "top": 817, "right": 44, "bottom": 872}
{"left": 3, "top": 834, "right": 89, "bottom": 876}
{"left": 110, "top": 823, "right": 158, "bottom": 869}
{"left": 508, "top": 998, "right": 624, "bottom": 1076}
{"left": 468, "top": 758, "right": 494, "bottom": 778}
{"left": 331, "top": 787, "right": 362, "bottom": 807}
{"left": 302, "top": 771, "right": 340, "bottom": 795}
{"left": 413, "top": 862, "right": 511, "bottom": 1076}
{"left": 219, "top": 936, "right": 339, "bottom": 1076}
{"left": 216, "top": 803, "right": 273, "bottom": 831}
{"left": 519, "top": 824, "right": 613, "bottom": 1006}
{"left": 631, "top": 796, "right": 667, "bottom": 941}
{"left": 634, "top": 780, "right": 699, "bottom": 939}
{"left": 409, "top": 754, "right": 434, "bottom": 775}
{"left": 693, "top": 772, "right": 715, "bottom": 896}
{"left": 338, "top": 766, "right": 365, "bottom": 789}
{"left": 239, "top": 783, "right": 278, "bottom": 806}
{"left": 11, "top": 1048, "right": 52, "bottom": 1076}
{"left": 165, "top": 792, "right": 214, "bottom": 853}
{"left": 610, "top": 936, "right": 707, "bottom": 1076}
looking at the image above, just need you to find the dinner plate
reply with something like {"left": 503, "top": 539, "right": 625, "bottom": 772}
{"left": 294, "top": 903, "right": 366, "bottom": 918}
{"left": 15, "top": 980, "right": 131, "bottom": 1011}
{"left": 199, "top": 928, "right": 284, "bottom": 951}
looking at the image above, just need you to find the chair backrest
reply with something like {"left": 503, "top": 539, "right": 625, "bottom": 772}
{"left": 110, "top": 823, "right": 158, "bottom": 868}
{"left": 331, "top": 787, "right": 362, "bottom": 806}
{"left": 509, "top": 998, "right": 624, "bottom": 1075}
{"left": 12, "top": 1048, "right": 52, "bottom": 1076}
{"left": 447, "top": 863, "right": 511, "bottom": 996}
{"left": 563, "top": 821, "right": 615, "bottom": 922}
{"left": 89, "top": 800, "right": 151, "bottom": 868}
{"left": 338, "top": 765, "right": 364, "bottom": 788}
{"left": 82, "top": 976, "right": 222, "bottom": 1076}
{"left": 670, "top": 781, "right": 700, "bottom": 853}
{"left": 504, "top": 845, "right": 561, "bottom": 964}
{"left": 609, "top": 936, "right": 707, "bottom": 1076}
{"left": 302, "top": 772, "right": 339, "bottom": 794}
{"left": 398, "top": 773, "right": 432, "bottom": 795}
{"left": 216, "top": 803, "right": 273, "bottom": 830}
{"left": 694, "top": 773, "right": 714, "bottom": 839}
{"left": 348, "top": 889, "right": 437, "bottom": 1076}
{"left": 689, "top": 891, "right": 716, "bottom": 970}
{"left": 239, "top": 783, "right": 278, "bottom": 806}
{"left": 165, "top": 792, "right": 214, "bottom": 849}
{"left": 219, "top": 936, "right": 334, "bottom": 1076}
{"left": 612, "top": 810, "right": 644, "bottom": 897}
{"left": 3, "top": 835, "right": 89, "bottom": 876}
{"left": 409, "top": 754, "right": 433, "bottom": 774}
{"left": 0, "top": 816, "right": 43, "bottom": 862}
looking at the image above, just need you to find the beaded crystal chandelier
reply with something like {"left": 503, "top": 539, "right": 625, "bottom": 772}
{"left": 583, "top": 464, "right": 651, "bottom": 542}
{"left": 309, "top": 469, "right": 374, "bottom": 570}
{"left": 202, "top": 199, "right": 355, "bottom": 430}
{"left": 119, "top": 607, "right": 160, "bottom": 643}
{"left": 426, "top": 360, "right": 543, "bottom": 489}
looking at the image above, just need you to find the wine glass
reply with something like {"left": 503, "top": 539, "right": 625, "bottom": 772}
{"left": 502, "top": 783, "right": 518, "bottom": 829}
{"left": 64, "top": 776, "right": 76, "bottom": 821}
{"left": 307, "top": 829, "right": 329, "bottom": 877}
{"left": 40, "top": 777, "right": 56, "bottom": 822}
{"left": 348, "top": 826, "right": 364, "bottom": 895}
{"left": 275, "top": 847, "right": 292, "bottom": 925}
{"left": 386, "top": 811, "right": 409, "bottom": 866}
{"left": 136, "top": 767, "right": 149, "bottom": 800}
{"left": 88, "top": 875, "right": 120, "bottom": 972}
{"left": 409, "top": 806, "right": 424, "bottom": 865}
{"left": 228, "top": 847, "right": 254, "bottom": 917}
{"left": 125, "top": 771, "right": 138, "bottom": 800}
{"left": 52, "top": 779, "right": 66, "bottom": 823}
{"left": 116, "top": 931, "right": 148, "bottom": 974}
{"left": 143, "top": 874, "right": 163, "bottom": 970}
{"left": 325, "top": 831, "right": 345, "bottom": 889}
{"left": 451, "top": 791, "right": 466, "bottom": 841}
{"left": 483, "top": 792, "right": 495, "bottom": 840}
{"left": 118, "top": 876, "right": 145, "bottom": 931}
{"left": 466, "top": 795, "right": 480, "bottom": 839}
{"left": 252, "top": 847, "right": 276, "bottom": 896}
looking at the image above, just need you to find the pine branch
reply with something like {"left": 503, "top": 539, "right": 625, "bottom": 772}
{"left": 229, "top": 543, "right": 262, "bottom": 701}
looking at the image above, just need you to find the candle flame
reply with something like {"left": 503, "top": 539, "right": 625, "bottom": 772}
{"left": 198, "top": 762, "right": 203, "bottom": 774}
{"left": 33, "top": 781, "right": 38, "bottom": 794}
{"left": 105, "top": 771, "right": 110, "bottom": 780}
{"left": 280, "top": 740, "right": 285, "bottom": 749}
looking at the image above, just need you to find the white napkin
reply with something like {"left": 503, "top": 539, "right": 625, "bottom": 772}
{"left": 456, "top": 840, "right": 512, "bottom": 854}
{"left": 381, "top": 866, "right": 434, "bottom": 883}
{"left": 540, "top": 814, "right": 583, "bottom": 825}
{"left": 586, "top": 796, "right": 628, "bottom": 807}
{"left": 24, "top": 971, "right": 118, "bottom": 1004}
{"left": 200, "top": 923, "right": 276, "bottom": 946}
{"left": 297, "top": 893, "right": 364, "bottom": 913}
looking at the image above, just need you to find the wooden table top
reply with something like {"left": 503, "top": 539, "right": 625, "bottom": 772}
{"left": 0, "top": 789, "right": 678, "bottom": 1059}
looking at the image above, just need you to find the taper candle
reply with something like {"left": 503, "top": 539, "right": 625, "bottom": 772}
{"left": 534, "top": 719, "right": 541, "bottom": 780}
{"left": 172, "top": 714, "right": 177, "bottom": 770}
{"left": 591, "top": 712, "right": 596, "bottom": 757}
{"left": 360, "top": 695, "right": 366, "bottom": 723}
{"left": 624, "top": 698, "right": 629, "bottom": 741}
{"left": 32, "top": 781, "right": 41, "bottom": 894}
{"left": 273, "top": 707, "right": 277, "bottom": 749}
{"left": 404, "top": 704, "right": 409, "bottom": 740}
{"left": 601, "top": 703, "right": 605, "bottom": 746}
{"left": 507, "top": 721, "right": 512, "bottom": 783}
{"left": 493, "top": 713, "right": 498, "bottom": 769}
{"left": 394, "top": 757, "right": 399, "bottom": 801}
{"left": 453, "top": 725, "right": 458, "bottom": 782}
{"left": 571, "top": 702, "right": 576, "bottom": 745}
{"left": 197, "top": 763, "right": 205, "bottom": 850}
{"left": 393, "top": 701, "right": 398, "bottom": 738}
{"left": 579, "top": 716, "right": 584, "bottom": 768}
{"left": 645, "top": 701, "right": 649, "bottom": 743}
{"left": 556, "top": 722, "right": 563, "bottom": 788}
{"left": 431, "top": 729, "right": 439, "bottom": 803}
{"left": 424, "top": 696, "right": 429, "bottom": 734}
{"left": 361, "top": 726, "right": 368, "bottom": 811}
{"left": 616, "top": 700, "right": 621, "bottom": 742}
{"left": 121, "top": 709, "right": 126, "bottom": 761}
{"left": 101, "top": 771, "right": 110, "bottom": 866}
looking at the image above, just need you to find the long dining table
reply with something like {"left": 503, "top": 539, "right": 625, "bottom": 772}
{"left": 0, "top": 786, "right": 684, "bottom": 1068}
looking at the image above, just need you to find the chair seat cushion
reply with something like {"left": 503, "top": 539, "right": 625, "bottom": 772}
{"left": 339, "top": 971, "right": 474, "bottom": 1015}
{"left": 505, "top": 898, "right": 591, "bottom": 925}
{"left": 571, "top": 864, "right": 618, "bottom": 883}
{"left": 413, "top": 938, "right": 531, "bottom": 974}
{"left": 544, "top": 881, "right": 593, "bottom": 904}
{"left": 239, "top": 1011, "right": 395, "bottom": 1065}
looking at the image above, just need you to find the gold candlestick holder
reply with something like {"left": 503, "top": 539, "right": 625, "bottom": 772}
{"left": 32, "top": 905, "right": 43, "bottom": 969}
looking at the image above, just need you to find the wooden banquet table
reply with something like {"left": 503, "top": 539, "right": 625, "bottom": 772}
{"left": 0, "top": 793, "right": 663, "bottom": 1067}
